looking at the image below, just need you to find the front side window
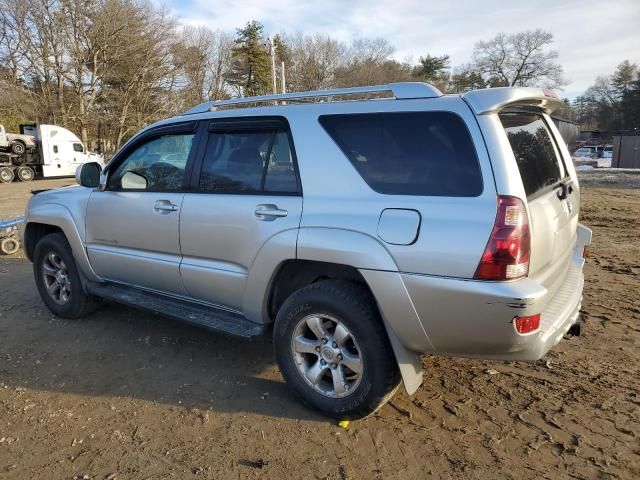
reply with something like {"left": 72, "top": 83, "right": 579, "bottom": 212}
{"left": 500, "top": 113, "right": 567, "bottom": 197}
{"left": 108, "top": 133, "right": 194, "bottom": 191}
{"left": 73, "top": 143, "right": 84, "bottom": 152}
{"left": 319, "top": 112, "right": 483, "bottom": 197}
{"left": 198, "top": 128, "right": 298, "bottom": 194}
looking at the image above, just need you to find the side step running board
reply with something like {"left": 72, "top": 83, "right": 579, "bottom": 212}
{"left": 86, "top": 282, "right": 265, "bottom": 340}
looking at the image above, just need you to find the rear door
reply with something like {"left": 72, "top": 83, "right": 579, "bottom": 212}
{"left": 179, "top": 117, "right": 302, "bottom": 311}
{"left": 499, "top": 111, "right": 579, "bottom": 287}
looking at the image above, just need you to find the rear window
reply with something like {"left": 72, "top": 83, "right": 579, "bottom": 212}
{"left": 319, "top": 112, "right": 483, "bottom": 196}
{"left": 500, "top": 113, "right": 567, "bottom": 197}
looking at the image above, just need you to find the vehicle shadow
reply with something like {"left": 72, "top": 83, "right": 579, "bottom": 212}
{"left": 0, "top": 262, "right": 325, "bottom": 422}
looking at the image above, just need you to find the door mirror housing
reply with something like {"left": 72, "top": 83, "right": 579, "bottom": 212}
{"left": 76, "top": 162, "right": 101, "bottom": 188}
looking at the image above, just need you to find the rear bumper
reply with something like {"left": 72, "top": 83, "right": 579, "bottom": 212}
{"left": 364, "top": 223, "right": 592, "bottom": 361}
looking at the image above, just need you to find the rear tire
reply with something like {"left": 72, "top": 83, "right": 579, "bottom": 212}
{"left": 0, "top": 237, "right": 19, "bottom": 255}
{"left": 11, "top": 141, "right": 25, "bottom": 155}
{"left": 33, "top": 233, "right": 101, "bottom": 319}
{"left": 0, "top": 167, "right": 14, "bottom": 183}
{"left": 16, "top": 166, "right": 35, "bottom": 182}
{"left": 274, "top": 280, "right": 400, "bottom": 419}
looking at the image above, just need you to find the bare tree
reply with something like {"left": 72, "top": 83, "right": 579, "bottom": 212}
{"left": 472, "top": 29, "right": 565, "bottom": 88}
{"left": 283, "top": 33, "right": 347, "bottom": 91}
{"left": 100, "top": 0, "right": 180, "bottom": 150}
{"left": 177, "top": 26, "right": 234, "bottom": 105}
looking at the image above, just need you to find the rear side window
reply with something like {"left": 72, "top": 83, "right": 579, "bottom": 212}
{"left": 319, "top": 112, "right": 482, "bottom": 196}
{"left": 500, "top": 113, "right": 567, "bottom": 197}
{"left": 198, "top": 129, "right": 298, "bottom": 194}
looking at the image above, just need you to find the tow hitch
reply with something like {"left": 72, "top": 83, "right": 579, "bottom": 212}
{"left": 567, "top": 323, "right": 581, "bottom": 337}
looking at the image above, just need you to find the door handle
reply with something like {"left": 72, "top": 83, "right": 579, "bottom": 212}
{"left": 255, "top": 204, "right": 288, "bottom": 220}
{"left": 154, "top": 200, "right": 179, "bottom": 213}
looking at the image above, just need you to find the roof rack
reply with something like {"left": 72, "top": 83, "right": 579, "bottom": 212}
{"left": 181, "top": 82, "right": 442, "bottom": 115}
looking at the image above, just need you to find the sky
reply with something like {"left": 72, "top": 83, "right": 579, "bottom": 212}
{"left": 160, "top": 0, "right": 640, "bottom": 98}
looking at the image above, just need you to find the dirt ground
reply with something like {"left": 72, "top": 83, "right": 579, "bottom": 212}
{"left": 0, "top": 177, "right": 638, "bottom": 479}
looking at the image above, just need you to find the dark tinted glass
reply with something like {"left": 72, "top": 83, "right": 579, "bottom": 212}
{"left": 73, "top": 143, "right": 84, "bottom": 152}
{"left": 108, "top": 133, "right": 194, "bottom": 191}
{"left": 198, "top": 129, "right": 298, "bottom": 194}
{"left": 319, "top": 112, "right": 482, "bottom": 196}
{"left": 500, "top": 113, "right": 566, "bottom": 197}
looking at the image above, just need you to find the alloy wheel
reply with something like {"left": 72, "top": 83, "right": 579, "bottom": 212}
{"left": 290, "top": 314, "right": 363, "bottom": 398}
{"left": 42, "top": 251, "right": 72, "bottom": 305}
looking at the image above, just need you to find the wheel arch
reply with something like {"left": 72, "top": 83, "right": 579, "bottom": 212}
{"left": 259, "top": 226, "right": 426, "bottom": 396}
{"left": 23, "top": 204, "right": 100, "bottom": 284}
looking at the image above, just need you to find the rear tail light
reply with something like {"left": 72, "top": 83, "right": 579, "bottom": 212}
{"left": 474, "top": 196, "right": 531, "bottom": 281}
{"left": 514, "top": 314, "right": 540, "bottom": 334}
{"left": 582, "top": 245, "right": 589, "bottom": 259}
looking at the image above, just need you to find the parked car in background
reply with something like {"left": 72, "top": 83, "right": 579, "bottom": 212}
{"left": 598, "top": 145, "right": 613, "bottom": 168}
{"left": 573, "top": 147, "right": 597, "bottom": 158}
{"left": 22, "top": 83, "right": 591, "bottom": 418}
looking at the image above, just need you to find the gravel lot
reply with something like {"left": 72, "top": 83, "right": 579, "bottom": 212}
{"left": 0, "top": 176, "right": 638, "bottom": 479}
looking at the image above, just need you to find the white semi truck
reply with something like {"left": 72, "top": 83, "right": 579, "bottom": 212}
{"left": 0, "top": 123, "right": 103, "bottom": 183}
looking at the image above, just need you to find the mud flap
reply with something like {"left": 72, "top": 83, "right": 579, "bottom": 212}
{"left": 381, "top": 315, "right": 423, "bottom": 395}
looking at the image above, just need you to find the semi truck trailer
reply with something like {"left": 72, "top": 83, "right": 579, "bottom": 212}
{"left": 0, "top": 123, "right": 103, "bottom": 183}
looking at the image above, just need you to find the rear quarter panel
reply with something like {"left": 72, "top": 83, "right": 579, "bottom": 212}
{"left": 292, "top": 96, "right": 498, "bottom": 278}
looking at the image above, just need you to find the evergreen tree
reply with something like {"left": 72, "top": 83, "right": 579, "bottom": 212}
{"left": 228, "top": 21, "right": 272, "bottom": 96}
{"left": 449, "top": 66, "right": 485, "bottom": 92}
{"left": 414, "top": 54, "right": 450, "bottom": 82}
{"left": 611, "top": 60, "right": 637, "bottom": 98}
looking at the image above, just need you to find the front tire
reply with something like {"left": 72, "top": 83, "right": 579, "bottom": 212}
{"left": 274, "top": 280, "right": 400, "bottom": 419}
{"left": 33, "top": 233, "right": 100, "bottom": 319}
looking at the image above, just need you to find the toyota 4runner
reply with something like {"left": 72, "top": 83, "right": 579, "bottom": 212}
{"left": 22, "top": 83, "right": 592, "bottom": 418}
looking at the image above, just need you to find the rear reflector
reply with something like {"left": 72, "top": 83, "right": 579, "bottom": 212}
{"left": 474, "top": 196, "right": 531, "bottom": 281}
{"left": 514, "top": 314, "right": 541, "bottom": 334}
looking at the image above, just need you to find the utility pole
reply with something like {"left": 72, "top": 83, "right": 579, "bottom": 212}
{"left": 269, "top": 37, "right": 277, "bottom": 94}
{"left": 281, "top": 60, "right": 286, "bottom": 93}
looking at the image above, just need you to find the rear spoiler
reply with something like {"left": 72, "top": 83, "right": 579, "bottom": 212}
{"left": 462, "top": 87, "right": 563, "bottom": 115}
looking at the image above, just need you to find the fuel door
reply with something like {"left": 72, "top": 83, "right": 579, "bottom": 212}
{"left": 377, "top": 208, "right": 421, "bottom": 246}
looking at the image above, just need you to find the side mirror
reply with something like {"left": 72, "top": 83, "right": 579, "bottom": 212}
{"left": 76, "top": 162, "right": 101, "bottom": 188}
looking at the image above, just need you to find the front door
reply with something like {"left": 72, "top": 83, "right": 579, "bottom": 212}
{"left": 179, "top": 117, "right": 302, "bottom": 311}
{"left": 85, "top": 128, "right": 198, "bottom": 294}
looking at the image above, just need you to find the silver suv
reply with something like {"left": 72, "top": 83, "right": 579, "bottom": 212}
{"left": 22, "top": 83, "right": 591, "bottom": 418}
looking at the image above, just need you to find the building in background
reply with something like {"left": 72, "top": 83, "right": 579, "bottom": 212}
{"left": 612, "top": 132, "right": 640, "bottom": 168}
{"left": 551, "top": 116, "right": 580, "bottom": 150}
